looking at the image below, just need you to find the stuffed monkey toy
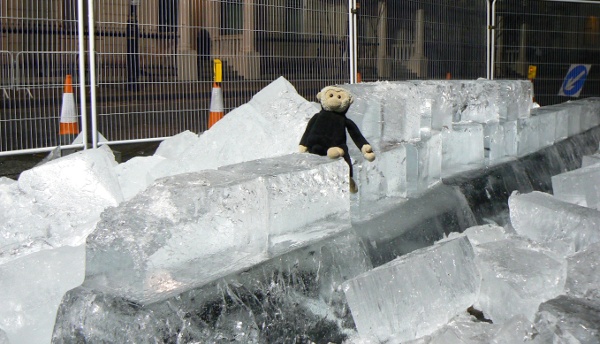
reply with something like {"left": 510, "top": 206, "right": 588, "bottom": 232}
{"left": 299, "top": 86, "right": 375, "bottom": 193}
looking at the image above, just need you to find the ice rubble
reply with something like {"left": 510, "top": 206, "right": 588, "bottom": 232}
{"left": 1, "top": 76, "right": 600, "bottom": 343}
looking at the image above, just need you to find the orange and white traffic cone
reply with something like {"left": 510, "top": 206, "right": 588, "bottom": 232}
{"left": 59, "top": 74, "right": 79, "bottom": 146}
{"left": 208, "top": 82, "right": 224, "bottom": 128}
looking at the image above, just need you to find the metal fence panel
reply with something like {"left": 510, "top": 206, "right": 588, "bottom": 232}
{"left": 356, "top": 1, "right": 487, "bottom": 82}
{"left": 1, "top": 0, "right": 598, "bottom": 156}
{"left": 93, "top": 0, "right": 351, "bottom": 144}
{"left": 0, "top": 0, "right": 83, "bottom": 154}
{"left": 493, "top": 0, "right": 600, "bottom": 106}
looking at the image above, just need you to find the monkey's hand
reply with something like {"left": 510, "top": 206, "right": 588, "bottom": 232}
{"left": 361, "top": 144, "right": 376, "bottom": 162}
{"left": 299, "top": 145, "right": 308, "bottom": 153}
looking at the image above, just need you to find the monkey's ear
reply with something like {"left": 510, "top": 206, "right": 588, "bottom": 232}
{"left": 348, "top": 93, "right": 354, "bottom": 104}
{"left": 316, "top": 91, "right": 323, "bottom": 102}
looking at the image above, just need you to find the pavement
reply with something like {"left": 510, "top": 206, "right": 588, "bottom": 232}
{"left": 0, "top": 141, "right": 160, "bottom": 180}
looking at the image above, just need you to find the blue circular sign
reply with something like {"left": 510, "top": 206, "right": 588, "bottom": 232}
{"left": 561, "top": 65, "right": 589, "bottom": 97}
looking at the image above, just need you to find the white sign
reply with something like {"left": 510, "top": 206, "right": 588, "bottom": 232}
{"left": 559, "top": 64, "right": 591, "bottom": 97}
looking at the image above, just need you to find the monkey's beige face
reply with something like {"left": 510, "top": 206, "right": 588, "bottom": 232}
{"left": 317, "top": 86, "right": 354, "bottom": 112}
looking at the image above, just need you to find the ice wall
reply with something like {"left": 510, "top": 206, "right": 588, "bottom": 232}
{"left": 3, "top": 77, "right": 600, "bottom": 343}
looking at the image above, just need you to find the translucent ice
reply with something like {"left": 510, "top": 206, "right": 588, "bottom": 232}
{"left": 153, "top": 130, "right": 200, "bottom": 160}
{"left": 0, "top": 329, "right": 7, "bottom": 344}
{"left": 483, "top": 120, "right": 518, "bottom": 162}
{"left": 342, "top": 237, "right": 480, "bottom": 342}
{"left": 355, "top": 142, "right": 418, "bottom": 208}
{"left": 459, "top": 80, "right": 532, "bottom": 123}
{"left": 577, "top": 97, "right": 600, "bottom": 132}
{"left": 582, "top": 152, "right": 600, "bottom": 167}
{"left": 84, "top": 170, "right": 270, "bottom": 304}
{"left": 530, "top": 105, "right": 569, "bottom": 143}
{"left": 516, "top": 113, "right": 558, "bottom": 157}
{"left": 0, "top": 244, "right": 85, "bottom": 344}
{"left": 534, "top": 295, "right": 600, "bottom": 343}
{"left": 150, "top": 76, "right": 319, "bottom": 178}
{"left": 114, "top": 155, "right": 166, "bottom": 201}
{"left": 565, "top": 242, "right": 600, "bottom": 299}
{"left": 441, "top": 224, "right": 512, "bottom": 246}
{"left": 2, "top": 147, "right": 123, "bottom": 262}
{"left": 552, "top": 163, "right": 600, "bottom": 209}
{"left": 509, "top": 191, "right": 600, "bottom": 253}
{"left": 220, "top": 154, "right": 350, "bottom": 256}
{"left": 475, "top": 237, "right": 566, "bottom": 324}
{"left": 442, "top": 122, "right": 485, "bottom": 176}
{"left": 416, "top": 131, "right": 442, "bottom": 192}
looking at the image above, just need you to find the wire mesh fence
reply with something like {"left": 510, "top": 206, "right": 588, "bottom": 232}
{"left": 493, "top": 0, "right": 600, "bottom": 106}
{"left": 0, "top": 0, "right": 598, "bottom": 156}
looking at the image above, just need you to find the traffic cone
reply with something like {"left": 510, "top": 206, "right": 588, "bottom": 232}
{"left": 208, "top": 82, "right": 224, "bottom": 128}
{"left": 59, "top": 74, "right": 79, "bottom": 145}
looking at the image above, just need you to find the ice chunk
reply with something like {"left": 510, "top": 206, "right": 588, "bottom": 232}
{"left": 0, "top": 177, "right": 14, "bottom": 186}
{"left": 460, "top": 80, "right": 503, "bottom": 123}
{"left": 382, "top": 82, "right": 421, "bottom": 143}
{"left": 531, "top": 105, "right": 569, "bottom": 143}
{"left": 582, "top": 152, "right": 600, "bottom": 167}
{"left": 153, "top": 130, "right": 200, "bottom": 159}
{"left": 338, "top": 83, "right": 384, "bottom": 151}
{"left": 0, "top": 245, "right": 85, "bottom": 344}
{"left": 577, "top": 97, "right": 600, "bottom": 131}
{"left": 84, "top": 170, "right": 270, "bottom": 305}
{"left": 0, "top": 330, "right": 7, "bottom": 344}
{"left": 2, "top": 147, "right": 122, "bottom": 261}
{"left": 534, "top": 295, "right": 600, "bottom": 343}
{"left": 517, "top": 116, "right": 541, "bottom": 156}
{"left": 552, "top": 163, "right": 600, "bottom": 209}
{"left": 157, "top": 76, "right": 319, "bottom": 176}
{"left": 442, "top": 122, "right": 484, "bottom": 175}
{"left": 565, "top": 242, "right": 600, "bottom": 299}
{"left": 355, "top": 142, "right": 418, "bottom": 208}
{"left": 220, "top": 154, "right": 350, "bottom": 256}
{"left": 114, "top": 155, "right": 167, "bottom": 201}
{"left": 483, "top": 120, "right": 518, "bottom": 162}
{"left": 416, "top": 131, "right": 442, "bottom": 192}
{"left": 409, "top": 80, "right": 455, "bottom": 131}
{"left": 441, "top": 224, "right": 511, "bottom": 246}
{"left": 509, "top": 191, "right": 600, "bottom": 252}
{"left": 342, "top": 237, "right": 480, "bottom": 342}
{"left": 475, "top": 238, "right": 566, "bottom": 324}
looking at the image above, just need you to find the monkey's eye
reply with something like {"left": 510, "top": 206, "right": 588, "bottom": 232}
{"left": 329, "top": 93, "right": 334, "bottom": 97}
{"left": 337, "top": 95, "right": 341, "bottom": 99}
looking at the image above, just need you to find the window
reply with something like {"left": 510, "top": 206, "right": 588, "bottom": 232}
{"left": 220, "top": 0, "right": 243, "bottom": 35}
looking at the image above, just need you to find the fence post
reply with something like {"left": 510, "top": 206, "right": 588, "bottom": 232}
{"left": 87, "top": 0, "right": 99, "bottom": 149}
{"left": 77, "top": 0, "right": 89, "bottom": 150}
{"left": 348, "top": 0, "right": 358, "bottom": 84}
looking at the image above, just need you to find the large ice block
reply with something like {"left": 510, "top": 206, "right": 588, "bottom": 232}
{"left": 355, "top": 142, "right": 418, "bottom": 208}
{"left": 509, "top": 191, "right": 600, "bottom": 252}
{"left": 552, "top": 163, "right": 600, "bottom": 209}
{"left": 409, "top": 80, "right": 455, "bottom": 131}
{"left": 459, "top": 80, "right": 533, "bottom": 123}
{"left": 0, "top": 244, "right": 85, "bottom": 344}
{"left": 115, "top": 155, "right": 167, "bottom": 201}
{"left": 2, "top": 147, "right": 123, "bottom": 262}
{"left": 565, "top": 241, "right": 600, "bottom": 299}
{"left": 220, "top": 154, "right": 350, "bottom": 256}
{"left": 381, "top": 82, "right": 421, "bottom": 144}
{"left": 483, "top": 120, "right": 518, "bottom": 162}
{"left": 0, "top": 329, "right": 7, "bottom": 344}
{"left": 534, "top": 295, "right": 600, "bottom": 343}
{"left": 531, "top": 105, "right": 569, "bottom": 143}
{"left": 582, "top": 152, "right": 600, "bottom": 167}
{"left": 576, "top": 97, "right": 600, "bottom": 131}
{"left": 84, "top": 170, "right": 270, "bottom": 305}
{"left": 442, "top": 122, "right": 484, "bottom": 175}
{"left": 416, "top": 131, "right": 442, "bottom": 192}
{"left": 342, "top": 237, "right": 480, "bottom": 342}
{"left": 475, "top": 238, "right": 566, "bottom": 324}
{"left": 342, "top": 83, "right": 384, "bottom": 151}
